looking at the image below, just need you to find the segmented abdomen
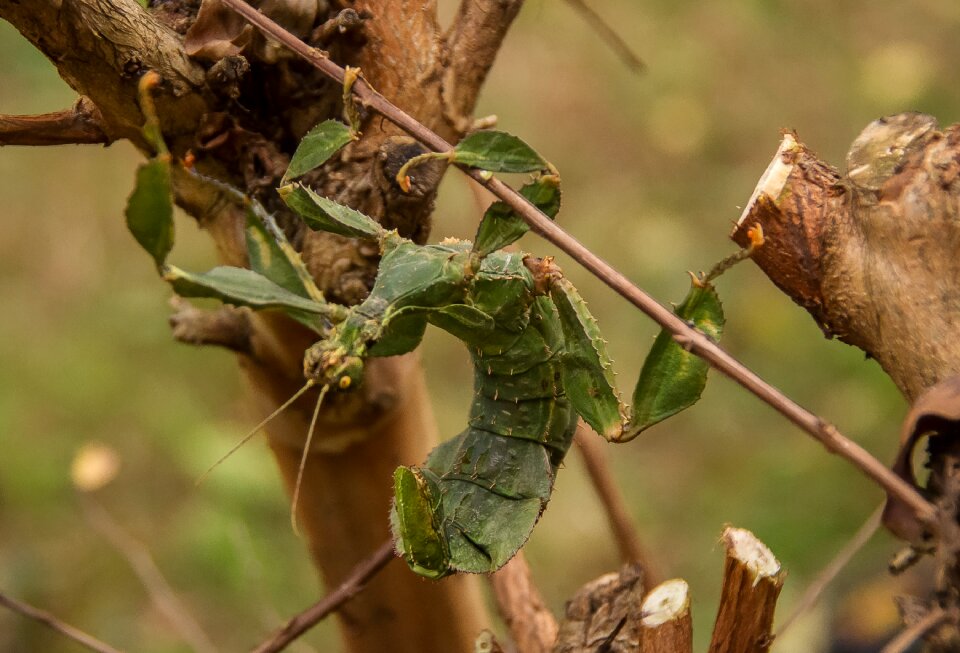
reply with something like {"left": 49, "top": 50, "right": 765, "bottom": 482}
{"left": 407, "top": 296, "right": 579, "bottom": 574}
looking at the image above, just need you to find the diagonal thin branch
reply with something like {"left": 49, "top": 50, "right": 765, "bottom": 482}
{"left": 575, "top": 424, "right": 660, "bottom": 584}
{"left": 217, "top": 0, "right": 936, "bottom": 526}
{"left": 81, "top": 498, "right": 217, "bottom": 653}
{"left": 880, "top": 607, "right": 950, "bottom": 653}
{"left": 0, "top": 97, "right": 112, "bottom": 146}
{"left": 776, "top": 504, "right": 883, "bottom": 638}
{"left": 562, "top": 0, "right": 645, "bottom": 73}
{"left": 0, "top": 588, "right": 125, "bottom": 653}
{"left": 251, "top": 540, "right": 396, "bottom": 653}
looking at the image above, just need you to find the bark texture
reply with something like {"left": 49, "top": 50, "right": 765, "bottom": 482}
{"left": 0, "top": 1, "right": 525, "bottom": 651}
{"left": 733, "top": 113, "right": 960, "bottom": 402}
{"left": 639, "top": 579, "right": 693, "bottom": 653}
{"left": 707, "top": 528, "right": 783, "bottom": 653}
{"left": 490, "top": 552, "right": 559, "bottom": 653}
{"left": 552, "top": 563, "right": 645, "bottom": 653}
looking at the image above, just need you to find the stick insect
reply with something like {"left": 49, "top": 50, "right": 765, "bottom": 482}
{"left": 126, "top": 89, "right": 752, "bottom": 578}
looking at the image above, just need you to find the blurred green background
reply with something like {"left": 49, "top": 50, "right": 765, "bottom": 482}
{"left": 2, "top": 1, "right": 959, "bottom": 651}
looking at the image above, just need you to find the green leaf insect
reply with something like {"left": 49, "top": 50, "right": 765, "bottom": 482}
{"left": 282, "top": 120, "right": 355, "bottom": 184}
{"left": 125, "top": 158, "right": 174, "bottom": 270}
{"left": 125, "top": 91, "right": 740, "bottom": 578}
{"left": 452, "top": 130, "right": 547, "bottom": 173}
{"left": 629, "top": 279, "right": 724, "bottom": 436}
{"left": 269, "top": 182, "right": 737, "bottom": 579}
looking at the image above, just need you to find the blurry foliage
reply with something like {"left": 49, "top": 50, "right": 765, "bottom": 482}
{"left": 2, "top": 1, "right": 960, "bottom": 651}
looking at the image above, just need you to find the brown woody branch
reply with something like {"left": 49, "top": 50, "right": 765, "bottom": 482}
{"left": 0, "top": 0, "right": 207, "bottom": 150}
{"left": 441, "top": 0, "right": 525, "bottom": 132}
{"left": 219, "top": 0, "right": 936, "bottom": 527}
{"left": 574, "top": 425, "right": 659, "bottom": 583}
{"left": 0, "top": 588, "right": 123, "bottom": 653}
{"left": 251, "top": 540, "right": 395, "bottom": 653}
{"left": 553, "top": 563, "right": 645, "bottom": 652}
{"left": 0, "top": 97, "right": 111, "bottom": 146}
{"left": 168, "top": 296, "right": 253, "bottom": 354}
{"left": 639, "top": 579, "right": 692, "bottom": 653}
{"left": 708, "top": 528, "right": 784, "bottom": 653}
{"left": 733, "top": 116, "right": 960, "bottom": 403}
{"left": 490, "top": 552, "right": 558, "bottom": 653}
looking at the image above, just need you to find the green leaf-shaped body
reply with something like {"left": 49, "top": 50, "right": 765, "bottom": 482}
{"left": 629, "top": 282, "right": 724, "bottom": 434}
{"left": 283, "top": 120, "right": 354, "bottom": 183}
{"left": 473, "top": 175, "right": 561, "bottom": 257}
{"left": 279, "top": 183, "right": 384, "bottom": 240}
{"left": 164, "top": 265, "right": 328, "bottom": 333}
{"left": 245, "top": 210, "right": 311, "bottom": 298}
{"left": 126, "top": 159, "right": 174, "bottom": 269}
{"left": 453, "top": 130, "right": 547, "bottom": 173}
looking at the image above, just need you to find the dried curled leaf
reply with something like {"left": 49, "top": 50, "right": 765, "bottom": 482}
{"left": 884, "top": 375, "right": 960, "bottom": 541}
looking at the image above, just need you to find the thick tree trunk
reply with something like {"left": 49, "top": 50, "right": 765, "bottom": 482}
{"left": 0, "top": 1, "right": 524, "bottom": 650}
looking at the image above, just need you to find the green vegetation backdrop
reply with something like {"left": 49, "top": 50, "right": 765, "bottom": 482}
{"left": 2, "top": 1, "right": 959, "bottom": 650}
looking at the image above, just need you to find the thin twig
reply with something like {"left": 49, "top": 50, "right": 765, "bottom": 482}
{"left": 80, "top": 498, "right": 217, "bottom": 653}
{"left": 562, "top": 0, "right": 646, "bottom": 73}
{"left": 218, "top": 0, "right": 935, "bottom": 524}
{"left": 251, "top": 540, "right": 396, "bottom": 653}
{"left": 0, "top": 97, "right": 112, "bottom": 146}
{"left": 574, "top": 424, "right": 660, "bottom": 584}
{"left": 776, "top": 504, "right": 883, "bottom": 638}
{"left": 880, "top": 607, "right": 950, "bottom": 653}
{"left": 0, "top": 588, "right": 124, "bottom": 653}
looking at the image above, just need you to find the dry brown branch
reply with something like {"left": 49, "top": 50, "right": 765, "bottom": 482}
{"left": 168, "top": 296, "right": 253, "bottom": 354}
{"left": 732, "top": 116, "right": 960, "bottom": 403}
{"left": 441, "top": 0, "right": 525, "bottom": 132}
{"left": 553, "top": 563, "right": 645, "bottom": 652}
{"left": 776, "top": 505, "right": 882, "bottom": 638}
{"left": 574, "top": 424, "right": 659, "bottom": 583}
{"left": 562, "top": 0, "right": 645, "bottom": 72}
{"left": 490, "top": 552, "right": 558, "bottom": 653}
{"left": 881, "top": 607, "right": 950, "bottom": 653}
{"left": 639, "top": 579, "right": 692, "bottom": 653}
{"left": 218, "top": 0, "right": 935, "bottom": 526}
{"left": 0, "top": 0, "right": 207, "bottom": 150}
{"left": 0, "top": 589, "right": 124, "bottom": 653}
{"left": 707, "top": 527, "right": 784, "bottom": 653}
{"left": 81, "top": 497, "right": 217, "bottom": 653}
{"left": 251, "top": 540, "right": 395, "bottom": 653}
{"left": 0, "top": 97, "right": 111, "bottom": 146}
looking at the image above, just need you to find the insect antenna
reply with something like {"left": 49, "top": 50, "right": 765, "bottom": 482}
{"left": 196, "top": 379, "right": 316, "bottom": 486}
{"left": 290, "top": 382, "right": 331, "bottom": 535}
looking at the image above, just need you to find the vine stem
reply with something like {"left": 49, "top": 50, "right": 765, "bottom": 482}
{"left": 218, "top": 0, "right": 935, "bottom": 524}
{"left": 250, "top": 540, "right": 395, "bottom": 653}
{"left": 0, "top": 589, "right": 124, "bottom": 653}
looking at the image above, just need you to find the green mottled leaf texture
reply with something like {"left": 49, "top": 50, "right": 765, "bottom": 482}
{"left": 283, "top": 120, "right": 353, "bottom": 183}
{"left": 550, "top": 277, "right": 624, "bottom": 441}
{"left": 164, "top": 265, "right": 327, "bottom": 332}
{"left": 473, "top": 175, "right": 561, "bottom": 257}
{"left": 126, "top": 159, "right": 174, "bottom": 268}
{"left": 245, "top": 211, "right": 311, "bottom": 298}
{"left": 628, "top": 282, "right": 724, "bottom": 435}
{"left": 280, "top": 183, "right": 383, "bottom": 240}
{"left": 453, "top": 130, "right": 546, "bottom": 173}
